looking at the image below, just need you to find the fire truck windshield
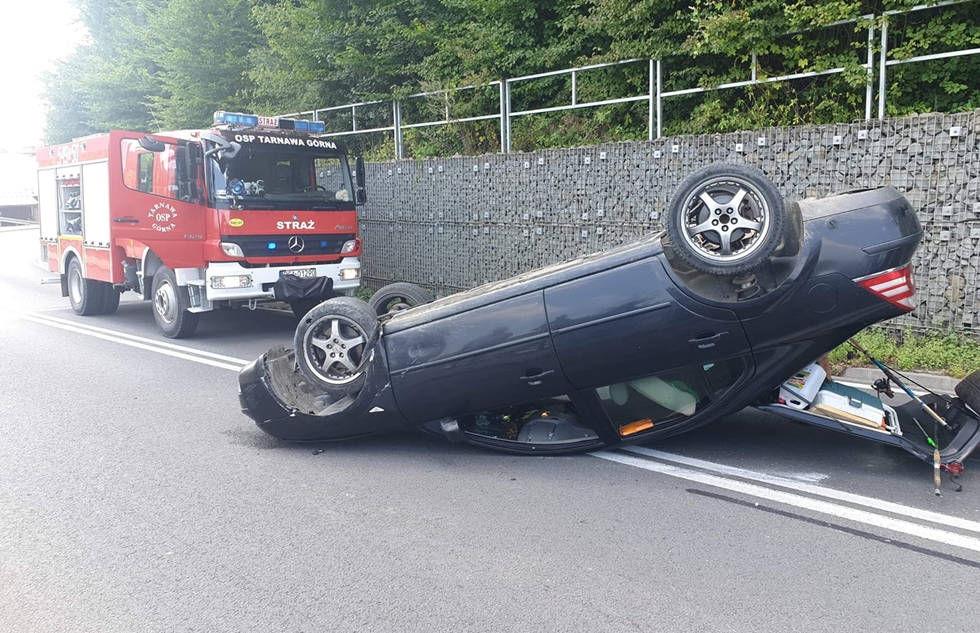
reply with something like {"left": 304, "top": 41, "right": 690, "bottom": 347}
{"left": 210, "top": 144, "right": 353, "bottom": 210}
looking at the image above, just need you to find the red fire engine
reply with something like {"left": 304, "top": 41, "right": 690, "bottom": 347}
{"left": 37, "top": 111, "right": 364, "bottom": 338}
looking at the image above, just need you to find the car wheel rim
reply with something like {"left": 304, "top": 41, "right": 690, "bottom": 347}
{"left": 303, "top": 314, "right": 369, "bottom": 386}
{"left": 154, "top": 281, "right": 177, "bottom": 324}
{"left": 679, "top": 176, "right": 772, "bottom": 264}
{"left": 68, "top": 267, "right": 82, "bottom": 305}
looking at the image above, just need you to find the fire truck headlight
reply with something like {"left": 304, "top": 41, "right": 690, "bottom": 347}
{"left": 341, "top": 239, "right": 359, "bottom": 254}
{"left": 220, "top": 242, "right": 245, "bottom": 258}
{"left": 211, "top": 274, "right": 253, "bottom": 289}
{"left": 339, "top": 268, "right": 360, "bottom": 281}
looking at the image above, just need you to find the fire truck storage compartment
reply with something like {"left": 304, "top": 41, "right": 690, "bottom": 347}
{"left": 37, "top": 161, "right": 111, "bottom": 244}
{"left": 37, "top": 168, "right": 58, "bottom": 250}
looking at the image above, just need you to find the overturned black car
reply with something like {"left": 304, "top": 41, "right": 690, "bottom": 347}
{"left": 239, "top": 164, "right": 980, "bottom": 473}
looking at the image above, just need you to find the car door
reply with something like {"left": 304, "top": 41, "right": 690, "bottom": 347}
{"left": 386, "top": 291, "right": 575, "bottom": 424}
{"left": 544, "top": 257, "right": 752, "bottom": 389}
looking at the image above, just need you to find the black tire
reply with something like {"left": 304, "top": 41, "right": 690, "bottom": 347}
{"left": 294, "top": 296, "right": 378, "bottom": 397}
{"left": 955, "top": 369, "right": 980, "bottom": 414}
{"left": 151, "top": 267, "right": 199, "bottom": 338}
{"left": 368, "top": 282, "right": 433, "bottom": 316}
{"left": 101, "top": 284, "right": 121, "bottom": 315}
{"left": 666, "top": 164, "right": 785, "bottom": 275}
{"left": 66, "top": 257, "right": 107, "bottom": 316}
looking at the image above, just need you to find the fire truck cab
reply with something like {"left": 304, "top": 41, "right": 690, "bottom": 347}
{"left": 37, "top": 112, "right": 364, "bottom": 338}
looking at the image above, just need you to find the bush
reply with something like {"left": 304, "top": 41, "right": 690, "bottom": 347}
{"left": 828, "top": 327, "right": 980, "bottom": 379}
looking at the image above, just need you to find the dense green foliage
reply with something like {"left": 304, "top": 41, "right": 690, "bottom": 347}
{"left": 45, "top": 0, "right": 980, "bottom": 154}
{"left": 828, "top": 327, "right": 980, "bottom": 378}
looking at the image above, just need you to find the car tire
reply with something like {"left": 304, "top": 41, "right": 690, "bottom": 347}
{"left": 294, "top": 296, "right": 378, "bottom": 398}
{"left": 955, "top": 369, "right": 980, "bottom": 415}
{"left": 666, "top": 163, "right": 785, "bottom": 275}
{"left": 101, "top": 284, "right": 121, "bottom": 314}
{"left": 368, "top": 282, "right": 433, "bottom": 316}
{"left": 66, "top": 257, "right": 107, "bottom": 316}
{"left": 151, "top": 266, "right": 199, "bottom": 338}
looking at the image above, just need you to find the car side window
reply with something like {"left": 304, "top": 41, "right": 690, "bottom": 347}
{"left": 596, "top": 357, "right": 745, "bottom": 436}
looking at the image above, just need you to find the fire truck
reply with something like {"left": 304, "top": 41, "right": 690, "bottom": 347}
{"left": 37, "top": 111, "right": 364, "bottom": 338}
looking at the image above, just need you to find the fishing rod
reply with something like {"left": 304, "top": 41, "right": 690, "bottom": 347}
{"left": 847, "top": 338, "right": 949, "bottom": 430}
{"left": 847, "top": 338, "right": 947, "bottom": 496}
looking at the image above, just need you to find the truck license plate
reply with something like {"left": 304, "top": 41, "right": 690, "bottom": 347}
{"left": 281, "top": 268, "right": 317, "bottom": 278}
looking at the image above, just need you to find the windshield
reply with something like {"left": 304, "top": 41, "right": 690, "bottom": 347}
{"left": 209, "top": 144, "right": 353, "bottom": 210}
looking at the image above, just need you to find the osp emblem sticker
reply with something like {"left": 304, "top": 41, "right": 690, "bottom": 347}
{"left": 229, "top": 218, "right": 244, "bottom": 227}
{"left": 148, "top": 202, "right": 178, "bottom": 233}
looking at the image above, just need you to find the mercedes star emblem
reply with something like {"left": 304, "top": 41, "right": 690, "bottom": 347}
{"left": 288, "top": 236, "right": 305, "bottom": 253}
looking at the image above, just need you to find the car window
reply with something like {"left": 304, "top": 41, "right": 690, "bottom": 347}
{"left": 596, "top": 357, "right": 745, "bottom": 436}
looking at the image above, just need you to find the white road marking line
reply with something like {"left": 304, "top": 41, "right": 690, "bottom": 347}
{"left": 10, "top": 311, "right": 247, "bottom": 372}
{"left": 593, "top": 450, "right": 980, "bottom": 553}
{"left": 624, "top": 447, "right": 980, "bottom": 533}
{"left": 3, "top": 308, "right": 251, "bottom": 366}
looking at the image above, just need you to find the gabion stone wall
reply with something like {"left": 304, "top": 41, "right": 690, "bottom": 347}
{"left": 359, "top": 110, "right": 980, "bottom": 335}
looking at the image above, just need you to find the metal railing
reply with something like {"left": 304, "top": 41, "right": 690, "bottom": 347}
{"left": 879, "top": 0, "right": 980, "bottom": 119}
{"left": 0, "top": 217, "right": 39, "bottom": 228}
{"left": 284, "top": 2, "right": 979, "bottom": 158}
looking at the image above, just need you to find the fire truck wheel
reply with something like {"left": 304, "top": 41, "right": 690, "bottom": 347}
{"left": 294, "top": 296, "right": 378, "bottom": 397}
{"left": 101, "top": 285, "right": 121, "bottom": 315}
{"left": 67, "top": 257, "right": 108, "bottom": 316}
{"left": 151, "top": 267, "right": 199, "bottom": 338}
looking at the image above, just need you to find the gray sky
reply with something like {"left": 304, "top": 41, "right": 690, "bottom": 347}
{"left": 0, "top": 0, "right": 83, "bottom": 151}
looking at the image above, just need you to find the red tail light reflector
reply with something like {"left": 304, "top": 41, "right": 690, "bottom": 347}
{"left": 855, "top": 264, "right": 916, "bottom": 312}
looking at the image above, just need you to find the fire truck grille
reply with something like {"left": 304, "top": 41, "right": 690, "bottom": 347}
{"left": 225, "top": 234, "right": 357, "bottom": 258}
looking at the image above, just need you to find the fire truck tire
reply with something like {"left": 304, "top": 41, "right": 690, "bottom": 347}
{"left": 101, "top": 285, "right": 121, "bottom": 315}
{"left": 151, "top": 267, "right": 199, "bottom": 338}
{"left": 67, "top": 257, "right": 108, "bottom": 316}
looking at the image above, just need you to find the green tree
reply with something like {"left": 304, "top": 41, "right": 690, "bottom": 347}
{"left": 146, "top": 0, "right": 261, "bottom": 128}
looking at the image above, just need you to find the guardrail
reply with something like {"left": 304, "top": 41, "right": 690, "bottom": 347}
{"left": 0, "top": 217, "right": 39, "bottom": 228}
{"left": 284, "top": 2, "right": 979, "bottom": 159}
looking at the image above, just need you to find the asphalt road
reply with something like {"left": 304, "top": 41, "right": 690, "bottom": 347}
{"left": 2, "top": 226, "right": 979, "bottom": 633}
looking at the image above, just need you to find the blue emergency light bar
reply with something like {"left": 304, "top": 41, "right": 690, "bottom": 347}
{"left": 213, "top": 111, "right": 326, "bottom": 134}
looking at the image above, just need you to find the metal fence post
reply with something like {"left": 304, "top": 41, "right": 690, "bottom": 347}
{"left": 648, "top": 60, "right": 655, "bottom": 142}
{"left": 879, "top": 17, "right": 889, "bottom": 120}
{"left": 656, "top": 60, "right": 663, "bottom": 139}
{"left": 866, "top": 22, "right": 874, "bottom": 121}
{"left": 500, "top": 80, "right": 512, "bottom": 153}
{"left": 393, "top": 100, "right": 404, "bottom": 160}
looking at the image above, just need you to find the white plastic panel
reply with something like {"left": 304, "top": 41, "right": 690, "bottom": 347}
{"left": 37, "top": 169, "right": 58, "bottom": 240}
{"left": 82, "top": 161, "right": 111, "bottom": 245}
